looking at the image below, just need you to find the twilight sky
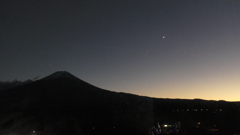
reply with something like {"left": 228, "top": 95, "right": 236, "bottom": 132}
{"left": 1, "top": 0, "right": 240, "bottom": 101}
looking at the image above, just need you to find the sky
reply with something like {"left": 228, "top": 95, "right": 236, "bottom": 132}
{"left": 1, "top": 0, "right": 240, "bottom": 101}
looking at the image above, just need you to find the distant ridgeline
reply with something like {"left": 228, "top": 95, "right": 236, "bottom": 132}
{"left": 0, "top": 79, "right": 32, "bottom": 91}
{"left": 0, "top": 71, "right": 240, "bottom": 135}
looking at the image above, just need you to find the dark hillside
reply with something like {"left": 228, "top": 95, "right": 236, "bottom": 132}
{"left": 0, "top": 71, "right": 240, "bottom": 135}
{"left": 0, "top": 71, "right": 154, "bottom": 135}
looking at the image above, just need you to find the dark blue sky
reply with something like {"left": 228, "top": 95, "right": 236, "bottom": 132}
{"left": 1, "top": 0, "right": 240, "bottom": 101}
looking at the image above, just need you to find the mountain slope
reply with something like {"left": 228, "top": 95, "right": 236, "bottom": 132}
{"left": 0, "top": 71, "right": 154, "bottom": 135}
{"left": 1, "top": 71, "right": 240, "bottom": 135}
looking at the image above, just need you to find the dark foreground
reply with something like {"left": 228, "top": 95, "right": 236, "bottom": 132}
{"left": 0, "top": 72, "right": 240, "bottom": 135}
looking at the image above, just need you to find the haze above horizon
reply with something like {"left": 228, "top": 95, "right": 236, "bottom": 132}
{"left": 1, "top": 0, "right": 240, "bottom": 101}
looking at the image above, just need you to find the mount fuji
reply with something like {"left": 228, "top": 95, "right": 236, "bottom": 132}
{"left": 0, "top": 71, "right": 153, "bottom": 135}
{"left": 0, "top": 71, "right": 240, "bottom": 135}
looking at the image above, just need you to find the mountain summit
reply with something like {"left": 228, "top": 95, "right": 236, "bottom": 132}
{"left": 41, "top": 71, "right": 80, "bottom": 81}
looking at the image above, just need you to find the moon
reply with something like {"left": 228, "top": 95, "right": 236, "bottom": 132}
{"left": 163, "top": 36, "right": 165, "bottom": 39}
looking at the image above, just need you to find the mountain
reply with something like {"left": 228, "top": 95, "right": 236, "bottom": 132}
{"left": 0, "top": 71, "right": 154, "bottom": 135}
{"left": 0, "top": 71, "right": 240, "bottom": 135}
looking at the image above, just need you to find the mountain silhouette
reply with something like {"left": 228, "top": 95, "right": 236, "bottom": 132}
{"left": 0, "top": 71, "right": 154, "bottom": 135}
{"left": 0, "top": 71, "right": 240, "bottom": 135}
{"left": 42, "top": 71, "right": 85, "bottom": 81}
